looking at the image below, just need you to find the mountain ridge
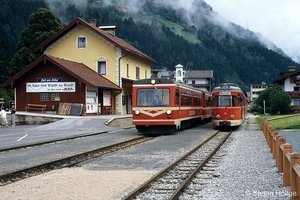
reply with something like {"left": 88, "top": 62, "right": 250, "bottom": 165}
{"left": 1, "top": 0, "right": 299, "bottom": 93}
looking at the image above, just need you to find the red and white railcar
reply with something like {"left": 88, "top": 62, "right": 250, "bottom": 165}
{"left": 132, "top": 78, "right": 212, "bottom": 134}
{"left": 211, "top": 83, "right": 248, "bottom": 128}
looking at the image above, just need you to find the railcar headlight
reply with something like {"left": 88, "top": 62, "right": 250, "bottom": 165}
{"left": 216, "top": 114, "right": 220, "bottom": 119}
{"left": 166, "top": 109, "right": 172, "bottom": 115}
{"left": 151, "top": 79, "right": 156, "bottom": 85}
{"left": 135, "top": 110, "right": 140, "bottom": 115}
{"left": 230, "top": 115, "right": 234, "bottom": 119}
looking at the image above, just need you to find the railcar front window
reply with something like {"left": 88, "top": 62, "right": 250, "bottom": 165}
{"left": 137, "top": 88, "right": 170, "bottom": 106}
{"left": 219, "top": 96, "right": 232, "bottom": 107}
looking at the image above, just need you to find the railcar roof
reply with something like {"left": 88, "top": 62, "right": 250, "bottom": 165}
{"left": 133, "top": 78, "right": 211, "bottom": 94}
{"left": 212, "top": 86, "right": 242, "bottom": 91}
{"left": 212, "top": 83, "right": 242, "bottom": 92}
{"left": 133, "top": 78, "right": 175, "bottom": 85}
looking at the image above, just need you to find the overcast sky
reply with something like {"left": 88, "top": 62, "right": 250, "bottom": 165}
{"left": 204, "top": 0, "right": 300, "bottom": 63}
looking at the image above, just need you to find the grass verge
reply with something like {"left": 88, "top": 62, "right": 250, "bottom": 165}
{"left": 256, "top": 114, "right": 300, "bottom": 130}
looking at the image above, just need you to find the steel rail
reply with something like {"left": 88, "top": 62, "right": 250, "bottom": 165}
{"left": 123, "top": 130, "right": 222, "bottom": 200}
{"left": 170, "top": 130, "right": 232, "bottom": 199}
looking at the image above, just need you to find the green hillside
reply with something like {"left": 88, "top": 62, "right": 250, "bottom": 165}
{"left": 153, "top": 15, "right": 201, "bottom": 44}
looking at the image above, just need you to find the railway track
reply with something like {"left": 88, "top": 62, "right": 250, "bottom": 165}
{"left": 0, "top": 136, "right": 153, "bottom": 186}
{"left": 123, "top": 130, "right": 232, "bottom": 200}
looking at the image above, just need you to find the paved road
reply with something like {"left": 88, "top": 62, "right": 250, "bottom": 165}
{"left": 0, "top": 112, "right": 133, "bottom": 150}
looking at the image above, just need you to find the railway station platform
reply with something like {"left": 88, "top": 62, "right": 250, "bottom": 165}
{"left": 244, "top": 114, "right": 260, "bottom": 131}
{"left": 4, "top": 111, "right": 133, "bottom": 126}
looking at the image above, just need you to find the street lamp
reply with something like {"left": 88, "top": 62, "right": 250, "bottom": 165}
{"left": 185, "top": 62, "right": 193, "bottom": 83}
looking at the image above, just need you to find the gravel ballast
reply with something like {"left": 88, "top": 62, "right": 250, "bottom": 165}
{"left": 187, "top": 130, "right": 292, "bottom": 200}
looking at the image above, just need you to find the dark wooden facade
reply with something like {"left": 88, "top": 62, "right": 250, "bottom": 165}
{"left": 1, "top": 55, "right": 121, "bottom": 115}
{"left": 15, "top": 61, "right": 86, "bottom": 112}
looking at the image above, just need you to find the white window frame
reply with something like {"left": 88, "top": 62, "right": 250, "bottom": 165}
{"left": 77, "top": 36, "right": 87, "bottom": 48}
{"left": 98, "top": 61, "right": 107, "bottom": 75}
{"left": 126, "top": 60, "right": 130, "bottom": 78}
{"left": 97, "top": 56, "right": 108, "bottom": 75}
{"left": 136, "top": 64, "right": 140, "bottom": 79}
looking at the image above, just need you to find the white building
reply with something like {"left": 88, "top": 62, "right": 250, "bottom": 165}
{"left": 250, "top": 82, "right": 268, "bottom": 102}
{"left": 274, "top": 66, "right": 300, "bottom": 109}
{"left": 151, "top": 64, "right": 214, "bottom": 92}
{"left": 184, "top": 69, "right": 214, "bottom": 92}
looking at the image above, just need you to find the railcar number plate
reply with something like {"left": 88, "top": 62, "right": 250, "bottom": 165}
{"left": 220, "top": 92, "right": 231, "bottom": 95}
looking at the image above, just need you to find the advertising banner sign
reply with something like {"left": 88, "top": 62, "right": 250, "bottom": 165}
{"left": 26, "top": 82, "right": 76, "bottom": 92}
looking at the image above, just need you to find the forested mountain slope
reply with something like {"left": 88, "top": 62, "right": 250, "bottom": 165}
{"left": 1, "top": 0, "right": 299, "bottom": 92}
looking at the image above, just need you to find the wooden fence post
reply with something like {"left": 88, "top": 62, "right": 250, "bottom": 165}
{"left": 290, "top": 153, "right": 300, "bottom": 200}
{"left": 292, "top": 164, "right": 300, "bottom": 200}
{"left": 267, "top": 124, "right": 273, "bottom": 149}
{"left": 277, "top": 137, "right": 286, "bottom": 172}
{"left": 283, "top": 144, "right": 293, "bottom": 186}
{"left": 271, "top": 131, "right": 278, "bottom": 158}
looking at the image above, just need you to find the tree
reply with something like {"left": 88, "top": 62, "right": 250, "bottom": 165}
{"left": 10, "top": 8, "right": 63, "bottom": 77}
{"left": 269, "top": 93, "right": 291, "bottom": 114}
{"left": 0, "top": 37, "right": 14, "bottom": 106}
{"left": 252, "top": 85, "right": 292, "bottom": 114}
{"left": 0, "top": 37, "right": 12, "bottom": 84}
{"left": 0, "top": 88, "right": 11, "bottom": 109}
{"left": 0, "top": 0, "right": 46, "bottom": 54}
